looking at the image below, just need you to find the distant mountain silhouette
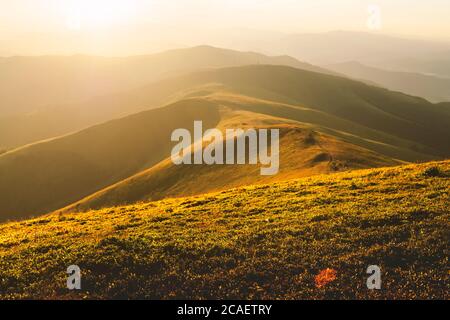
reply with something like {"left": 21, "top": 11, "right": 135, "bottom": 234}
{"left": 327, "top": 61, "right": 450, "bottom": 102}
{"left": 0, "top": 46, "right": 329, "bottom": 149}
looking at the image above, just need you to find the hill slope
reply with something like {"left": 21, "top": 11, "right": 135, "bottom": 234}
{"left": 0, "top": 161, "right": 448, "bottom": 299}
{"left": 0, "top": 99, "right": 221, "bottom": 221}
{"left": 327, "top": 61, "right": 450, "bottom": 103}
{"left": 64, "top": 106, "right": 398, "bottom": 213}
{"left": 0, "top": 46, "right": 327, "bottom": 149}
{"left": 49, "top": 63, "right": 448, "bottom": 161}
{"left": 1, "top": 64, "right": 450, "bottom": 221}
{"left": 159, "top": 65, "right": 450, "bottom": 157}
{"left": 1, "top": 46, "right": 325, "bottom": 117}
{"left": 374, "top": 55, "right": 450, "bottom": 79}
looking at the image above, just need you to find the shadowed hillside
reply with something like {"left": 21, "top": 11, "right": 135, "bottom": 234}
{"left": 0, "top": 46, "right": 325, "bottom": 117}
{"left": 92, "top": 64, "right": 448, "bottom": 160}
{"left": 377, "top": 55, "right": 450, "bottom": 79}
{"left": 1, "top": 64, "right": 450, "bottom": 221}
{"left": 327, "top": 61, "right": 450, "bottom": 103}
{"left": 47, "top": 64, "right": 449, "bottom": 161}
{"left": 0, "top": 99, "right": 220, "bottom": 221}
{"left": 0, "top": 46, "right": 327, "bottom": 149}
{"left": 159, "top": 65, "right": 450, "bottom": 157}
{"left": 64, "top": 107, "right": 398, "bottom": 213}
{"left": 0, "top": 161, "right": 448, "bottom": 299}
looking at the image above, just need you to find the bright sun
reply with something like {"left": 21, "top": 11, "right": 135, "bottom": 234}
{"left": 64, "top": 0, "right": 137, "bottom": 31}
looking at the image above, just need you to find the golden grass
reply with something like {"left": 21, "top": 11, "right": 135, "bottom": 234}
{"left": 62, "top": 106, "right": 397, "bottom": 213}
{"left": 0, "top": 160, "right": 448, "bottom": 299}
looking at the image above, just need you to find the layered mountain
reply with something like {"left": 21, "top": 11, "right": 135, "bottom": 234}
{"left": 259, "top": 31, "right": 450, "bottom": 65}
{"left": 0, "top": 46, "right": 327, "bottom": 149}
{"left": 1, "top": 64, "right": 449, "bottom": 221}
{"left": 327, "top": 61, "right": 450, "bottom": 103}
{"left": 0, "top": 99, "right": 220, "bottom": 221}
{"left": 63, "top": 106, "right": 398, "bottom": 213}
{"left": 374, "top": 54, "right": 450, "bottom": 79}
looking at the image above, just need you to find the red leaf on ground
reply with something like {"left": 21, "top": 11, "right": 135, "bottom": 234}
{"left": 315, "top": 268, "right": 337, "bottom": 288}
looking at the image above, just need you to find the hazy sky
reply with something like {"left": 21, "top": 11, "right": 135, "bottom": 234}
{"left": 1, "top": 0, "right": 450, "bottom": 55}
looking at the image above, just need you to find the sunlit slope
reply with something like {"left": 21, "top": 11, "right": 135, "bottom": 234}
{"left": 0, "top": 99, "right": 220, "bottom": 221}
{"left": 0, "top": 46, "right": 326, "bottom": 149}
{"left": 2, "top": 64, "right": 450, "bottom": 221}
{"left": 0, "top": 161, "right": 448, "bottom": 299}
{"left": 56, "top": 64, "right": 449, "bottom": 160}
{"left": 153, "top": 65, "right": 450, "bottom": 158}
{"left": 203, "top": 92, "right": 438, "bottom": 162}
{"left": 83, "top": 65, "right": 447, "bottom": 160}
{"left": 4, "top": 61, "right": 448, "bottom": 156}
{"left": 64, "top": 107, "right": 398, "bottom": 212}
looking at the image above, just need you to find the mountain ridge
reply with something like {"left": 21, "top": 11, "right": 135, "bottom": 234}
{"left": 327, "top": 61, "right": 450, "bottom": 103}
{"left": 1, "top": 64, "right": 449, "bottom": 221}
{"left": 0, "top": 46, "right": 329, "bottom": 150}
{"left": 61, "top": 106, "right": 399, "bottom": 213}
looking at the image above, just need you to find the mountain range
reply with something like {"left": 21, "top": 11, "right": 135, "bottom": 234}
{"left": 327, "top": 61, "right": 450, "bottom": 103}
{"left": 1, "top": 60, "right": 449, "bottom": 221}
{"left": 0, "top": 46, "right": 328, "bottom": 150}
{"left": 1, "top": 34, "right": 449, "bottom": 300}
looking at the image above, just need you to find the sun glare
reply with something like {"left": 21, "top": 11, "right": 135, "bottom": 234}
{"left": 64, "top": 0, "right": 137, "bottom": 31}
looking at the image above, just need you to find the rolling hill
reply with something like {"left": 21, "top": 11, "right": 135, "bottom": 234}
{"left": 52, "top": 63, "right": 450, "bottom": 160}
{"left": 1, "top": 64, "right": 450, "bottom": 221}
{"left": 0, "top": 46, "right": 328, "bottom": 149}
{"left": 127, "top": 65, "right": 450, "bottom": 158}
{"left": 0, "top": 160, "right": 448, "bottom": 299}
{"left": 230, "top": 30, "right": 450, "bottom": 79}
{"left": 374, "top": 55, "right": 450, "bottom": 79}
{"left": 327, "top": 61, "right": 450, "bottom": 103}
{"left": 0, "top": 46, "right": 325, "bottom": 117}
{"left": 264, "top": 31, "right": 450, "bottom": 65}
{"left": 63, "top": 106, "right": 398, "bottom": 212}
{"left": 0, "top": 99, "right": 221, "bottom": 221}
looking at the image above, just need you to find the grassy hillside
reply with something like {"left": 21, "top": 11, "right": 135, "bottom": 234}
{"left": 166, "top": 65, "right": 450, "bottom": 157}
{"left": 0, "top": 46, "right": 326, "bottom": 149}
{"left": 94, "top": 64, "right": 448, "bottom": 159}
{"left": 327, "top": 61, "right": 450, "bottom": 103}
{"left": 64, "top": 107, "right": 398, "bottom": 213}
{"left": 2, "top": 64, "right": 450, "bottom": 221}
{"left": 0, "top": 161, "right": 448, "bottom": 299}
{"left": 37, "top": 63, "right": 448, "bottom": 162}
{"left": 204, "top": 92, "right": 438, "bottom": 162}
{"left": 0, "top": 99, "right": 221, "bottom": 221}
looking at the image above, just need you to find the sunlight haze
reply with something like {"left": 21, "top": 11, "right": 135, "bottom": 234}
{"left": 1, "top": 0, "right": 450, "bottom": 56}
{"left": 0, "top": 0, "right": 449, "bottom": 302}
